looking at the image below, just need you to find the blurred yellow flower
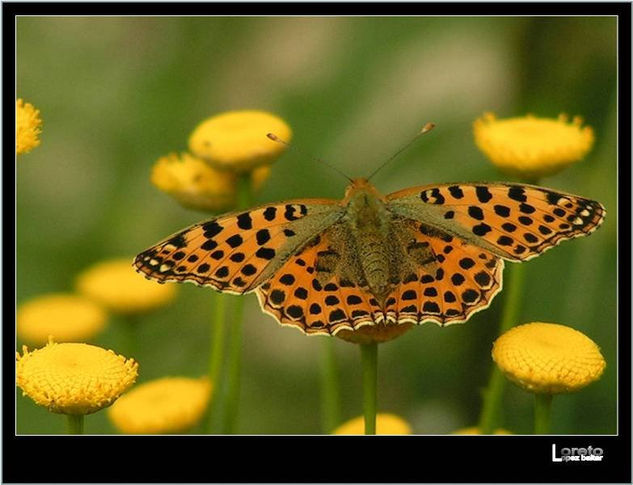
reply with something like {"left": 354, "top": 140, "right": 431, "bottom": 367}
{"left": 333, "top": 413, "right": 412, "bottom": 435}
{"left": 16, "top": 99, "right": 42, "bottom": 154}
{"left": 189, "top": 110, "right": 291, "bottom": 173}
{"left": 250, "top": 165, "right": 272, "bottom": 192}
{"left": 151, "top": 152, "right": 237, "bottom": 212}
{"left": 473, "top": 113, "right": 594, "bottom": 180}
{"left": 492, "top": 322, "right": 605, "bottom": 394}
{"left": 76, "top": 259, "right": 177, "bottom": 314}
{"left": 452, "top": 427, "right": 512, "bottom": 435}
{"left": 151, "top": 152, "right": 271, "bottom": 212}
{"left": 108, "top": 376, "right": 212, "bottom": 434}
{"left": 17, "top": 293, "right": 108, "bottom": 345}
{"left": 16, "top": 341, "right": 138, "bottom": 415}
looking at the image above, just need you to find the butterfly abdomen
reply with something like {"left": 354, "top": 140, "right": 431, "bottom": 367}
{"left": 346, "top": 188, "right": 397, "bottom": 304}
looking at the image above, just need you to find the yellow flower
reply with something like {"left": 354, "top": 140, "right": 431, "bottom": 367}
{"left": 16, "top": 341, "right": 138, "bottom": 415}
{"left": 189, "top": 110, "right": 291, "bottom": 173}
{"left": 107, "top": 377, "right": 212, "bottom": 434}
{"left": 76, "top": 259, "right": 177, "bottom": 314}
{"left": 151, "top": 152, "right": 271, "bottom": 212}
{"left": 251, "top": 165, "right": 272, "bottom": 192}
{"left": 151, "top": 152, "right": 238, "bottom": 212}
{"left": 452, "top": 427, "right": 512, "bottom": 435}
{"left": 17, "top": 293, "right": 108, "bottom": 345}
{"left": 16, "top": 99, "right": 42, "bottom": 154}
{"left": 492, "top": 322, "right": 605, "bottom": 394}
{"left": 336, "top": 322, "right": 414, "bottom": 344}
{"left": 333, "top": 413, "right": 412, "bottom": 435}
{"left": 473, "top": 113, "right": 594, "bottom": 179}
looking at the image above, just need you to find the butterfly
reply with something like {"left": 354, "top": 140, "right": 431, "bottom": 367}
{"left": 134, "top": 178, "right": 605, "bottom": 341}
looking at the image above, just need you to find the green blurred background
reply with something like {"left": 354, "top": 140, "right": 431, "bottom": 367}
{"left": 16, "top": 16, "right": 617, "bottom": 434}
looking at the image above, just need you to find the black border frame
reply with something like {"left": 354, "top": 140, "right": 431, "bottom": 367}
{"left": 4, "top": 3, "right": 631, "bottom": 483}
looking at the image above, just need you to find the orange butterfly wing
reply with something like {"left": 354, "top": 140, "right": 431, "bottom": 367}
{"left": 255, "top": 232, "right": 383, "bottom": 336}
{"left": 134, "top": 200, "right": 344, "bottom": 294}
{"left": 135, "top": 181, "right": 605, "bottom": 337}
{"left": 387, "top": 182, "right": 605, "bottom": 262}
{"left": 381, "top": 220, "right": 504, "bottom": 326}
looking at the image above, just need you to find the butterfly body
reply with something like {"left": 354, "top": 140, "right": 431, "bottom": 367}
{"left": 135, "top": 178, "right": 605, "bottom": 342}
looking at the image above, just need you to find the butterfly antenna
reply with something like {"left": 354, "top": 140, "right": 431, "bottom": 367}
{"left": 366, "top": 122, "right": 436, "bottom": 182}
{"left": 267, "top": 133, "right": 353, "bottom": 182}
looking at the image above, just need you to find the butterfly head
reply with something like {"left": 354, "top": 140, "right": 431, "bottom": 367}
{"left": 343, "top": 178, "right": 387, "bottom": 206}
{"left": 341, "top": 178, "right": 387, "bottom": 207}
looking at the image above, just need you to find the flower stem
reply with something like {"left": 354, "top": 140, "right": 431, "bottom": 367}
{"left": 122, "top": 314, "right": 139, "bottom": 359}
{"left": 221, "top": 174, "right": 252, "bottom": 434}
{"left": 360, "top": 342, "right": 378, "bottom": 435}
{"left": 206, "top": 290, "right": 226, "bottom": 432}
{"left": 534, "top": 393, "right": 553, "bottom": 434}
{"left": 478, "top": 262, "right": 526, "bottom": 434}
{"left": 320, "top": 338, "right": 341, "bottom": 433}
{"left": 66, "top": 414, "right": 84, "bottom": 434}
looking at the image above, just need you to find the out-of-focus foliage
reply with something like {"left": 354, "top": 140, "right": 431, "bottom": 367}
{"left": 17, "top": 17, "right": 617, "bottom": 434}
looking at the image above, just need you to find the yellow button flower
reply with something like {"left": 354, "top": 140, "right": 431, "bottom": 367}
{"left": 251, "top": 165, "right": 272, "bottom": 192}
{"left": 16, "top": 99, "right": 42, "bottom": 154}
{"left": 151, "top": 152, "right": 238, "bottom": 212}
{"left": 333, "top": 413, "right": 412, "bottom": 435}
{"left": 17, "top": 293, "right": 108, "bottom": 345}
{"left": 151, "top": 152, "right": 271, "bottom": 212}
{"left": 473, "top": 113, "right": 594, "bottom": 180}
{"left": 189, "top": 110, "right": 291, "bottom": 173}
{"left": 492, "top": 322, "right": 605, "bottom": 394}
{"left": 452, "top": 427, "right": 512, "bottom": 435}
{"left": 16, "top": 341, "right": 138, "bottom": 415}
{"left": 76, "top": 259, "right": 177, "bottom": 314}
{"left": 108, "top": 376, "right": 212, "bottom": 434}
{"left": 336, "top": 322, "right": 414, "bottom": 344}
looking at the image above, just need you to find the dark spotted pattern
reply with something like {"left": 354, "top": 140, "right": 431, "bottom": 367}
{"left": 468, "top": 206, "right": 485, "bottom": 220}
{"left": 475, "top": 186, "right": 493, "bottom": 203}
{"left": 494, "top": 205, "right": 510, "bottom": 217}
{"left": 201, "top": 240, "right": 218, "bottom": 251}
{"left": 473, "top": 223, "right": 492, "bottom": 236}
{"left": 236, "top": 212, "right": 253, "bottom": 230}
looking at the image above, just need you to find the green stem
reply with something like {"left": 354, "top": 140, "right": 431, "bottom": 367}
{"left": 320, "top": 338, "right": 341, "bottom": 433}
{"left": 478, "top": 262, "right": 526, "bottom": 434}
{"left": 222, "top": 295, "right": 244, "bottom": 434}
{"left": 122, "top": 314, "right": 139, "bottom": 359}
{"left": 206, "top": 290, "right": 227, "bottom": 433}
{"left": 221, "top": 174, "right": 252, "bottom": 434}
{"left": 534, "top": 393, "right": 553, "bottom": 434}
{"left": 360, "top": 342, "right": 378, "bottom": 435}
{"left": 66, "top": 414, "right": 84, "bottom": 434}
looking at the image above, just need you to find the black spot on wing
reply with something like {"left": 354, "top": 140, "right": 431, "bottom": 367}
{"left": 263, "top": 207, "right": 277, "bottom": 221}
{"left": 475, "top": 186, "right": 493, "bottom": 203}
{"left": 236, "top": 212, "right": 253, "bottom": 230}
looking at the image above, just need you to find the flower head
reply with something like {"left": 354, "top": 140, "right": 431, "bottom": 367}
{"left": 452, "top": 427, "right": 511, "bottom": 435}
{"left": 76, "top": 259, "right": 176, "bottom": 314}
{"left": 189, "top": 110, "right": 291, "bottom": 173}
{"left": 492, "top": 322, "right": 605, "bottom": 394}
{"left": 473, "top": 113, "right": 594, "bottom": 180}
{"left": 107, "top": 376, "right": 212, "bottom": 434}
{"left": 333, "top": 413, "right": 412, "bottom": 435}
{"left": 151, "top": 152, "right": 271, "bottom": 212}
{"left": 336, "top": 322, "right": 414, "bottom": 344}
{"left": 16, "top": 99, "right": 42, "bottom": 154}
{"left": 16, "top": 341, "right": 138, "bottom": 415}
{"left": 151, "top": 152, "right": 238, "bottom": 212}
{"left": 17, "top": 293, "right": 108, "bottom": 345}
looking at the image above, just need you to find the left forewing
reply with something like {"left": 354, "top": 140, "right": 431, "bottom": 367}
{"left": 387, "top": 182, "right": 605, "bottom": 262}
